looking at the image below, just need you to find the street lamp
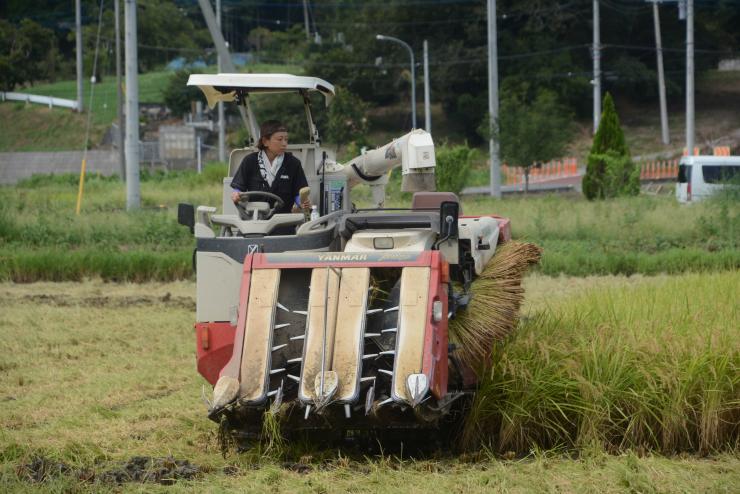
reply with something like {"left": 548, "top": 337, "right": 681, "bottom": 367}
{"left": 376, "top": 34, "right": 416, "bottom": 129}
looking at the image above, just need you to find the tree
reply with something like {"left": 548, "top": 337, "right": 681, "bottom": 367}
{"left": 493, "top": 86, "right": 573, "bottom": 192}
{"left": 582, "top": 92, "right": 640, "bottom": 199}
{"left": 0, "top": 19, "right": 63, "bottom": 90}
{"left": 325, "top": 87, "right": 369, "bottom": 146}
{"left": 162, "top": 70, "right": 203, "bottom": 117}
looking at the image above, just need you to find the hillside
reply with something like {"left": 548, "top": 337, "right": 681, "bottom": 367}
{"left": 2, "top": 69, "right": 739, "bottom": 162}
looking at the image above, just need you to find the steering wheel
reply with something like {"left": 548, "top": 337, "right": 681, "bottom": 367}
{"left": 236, "top": 191, "right": 285, "bottom": 220}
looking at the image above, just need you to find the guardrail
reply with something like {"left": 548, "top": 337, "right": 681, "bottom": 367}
{"left": 501, "top": 158, "right": 579, "bottom": 185}
{"left": 0, "top": 91, "right": 78, "bottom": 110}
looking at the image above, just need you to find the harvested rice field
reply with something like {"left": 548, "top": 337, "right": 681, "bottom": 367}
{"left": 1, "top": 272, "right": 737, "bottom": 492}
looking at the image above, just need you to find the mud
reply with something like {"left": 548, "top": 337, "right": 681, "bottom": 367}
{"left": 100, "top": 456, "right": 201, "bottom": 485}
{"left": 1, "top": 293, "right": 195, "bottom": 310}
{"left": 18, "top": 455, "right": 201, "bottom": 485}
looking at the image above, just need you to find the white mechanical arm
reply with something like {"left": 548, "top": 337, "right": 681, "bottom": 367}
{"left": 323, "top": 129, "right": 437, "bottom": 207}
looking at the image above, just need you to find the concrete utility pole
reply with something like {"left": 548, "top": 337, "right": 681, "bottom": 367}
{"left": 651, "top": 0, "right": 670, "bottom": 144}
{"left": 487, "top": 0, "right": 501, "bottom": 198}
{"left": 685, "top": 0, "right": 695, "bottom": 154}
{"left": 124, "top": 0, "right": 140, "bottom": 210}
{"left": 75, "top": 0, "right": 83, "bottom": 112}
{"left": 592, "top": 0, "right": 601, "bottom": 133}
{"left": 216, "top": 0, "right": 226, "bottom": 163}
{"left": 423, "top": 40, "right": 431, "bottom": 133}
{"left": 376, "top": 34, "right": 416, "bottom": 130}
{"left": 115, "top": 0, "right": 126, "bottom": 180}
{"left": 197, "top": 0, "right": 255, "bottom": 140}
{"left": 303, "top": 0, "right": 311, "bottom": 41}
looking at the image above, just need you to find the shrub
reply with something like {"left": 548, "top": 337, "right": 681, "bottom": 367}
{"left": 162, "top": 70, "right": 204, "bottom": 117}
{"left": 435, "top": 144, "right": 475, "bottom": 195}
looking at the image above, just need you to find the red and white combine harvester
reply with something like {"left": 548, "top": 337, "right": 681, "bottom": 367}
{"left": 178, "top": 74, "right": 513, "bottom": 443}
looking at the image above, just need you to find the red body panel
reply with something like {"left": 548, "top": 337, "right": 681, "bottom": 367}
{"left": 421, "top": 252, "right": 449, "bottom": 399}
{"left": 194, "top": 322, "right": 235, "bottom": 385}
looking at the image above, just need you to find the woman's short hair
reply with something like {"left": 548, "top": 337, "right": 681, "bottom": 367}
{"left": 257, "top": 120, "right": 288, "bottom": 150}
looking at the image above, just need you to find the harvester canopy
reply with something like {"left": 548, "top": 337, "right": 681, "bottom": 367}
{"left": 187, "top": 73, "right": 335, "bottom": 109}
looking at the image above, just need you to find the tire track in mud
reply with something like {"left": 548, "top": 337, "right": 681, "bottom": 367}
{"left": 0, "top": 293, "right": 195, "bottom": 310}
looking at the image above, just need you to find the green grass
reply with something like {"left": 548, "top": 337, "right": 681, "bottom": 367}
{"left": 1, "top": 170, "right": 737, "bottom": 281}
{"left": 16, "top": 71, "right": 173, "bottom": 126}
{"left": 0, "top": 274, "right": 737, "bottom": 491}
{"left": 0, "top": 103, "right": 105, "bottom": 152}
{"left": 1, "top": 64, "right": 305, "bottom": 152}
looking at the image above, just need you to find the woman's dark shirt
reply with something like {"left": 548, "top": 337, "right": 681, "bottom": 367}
{"left": 230, "top": 152, "right": 308, "bottom": 214}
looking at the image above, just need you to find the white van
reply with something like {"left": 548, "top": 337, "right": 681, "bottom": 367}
{"left": 675, "top": 155, "right": 740, "bottom": 203}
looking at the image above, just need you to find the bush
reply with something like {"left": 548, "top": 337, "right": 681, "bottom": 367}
{"left": 435, "top": 144, "right": 475, "bottom": 195}
{"left": 587, "top": 150, "right": 641, "bottom": 198}
{"left": 162, "top": 70, "right": 204, "bottom": 117}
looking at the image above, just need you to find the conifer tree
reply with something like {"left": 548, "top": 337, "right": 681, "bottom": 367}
{"left": 582, "top": 93, "right": 640, "bottom": 199}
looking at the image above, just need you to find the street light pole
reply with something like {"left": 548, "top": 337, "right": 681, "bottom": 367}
{"left": 423, "top": 39, "right": 431, "bottom": 133}
{"left": 376, "top": 34, "right": 416, "bottom": 129}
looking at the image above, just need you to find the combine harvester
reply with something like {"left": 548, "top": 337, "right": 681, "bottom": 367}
{"left": 178, "top": 74, "right": 540, "bottom": 446}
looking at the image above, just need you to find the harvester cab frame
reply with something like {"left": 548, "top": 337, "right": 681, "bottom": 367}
{"left": 179, "top": 73, "right": 515, "bottom": 445}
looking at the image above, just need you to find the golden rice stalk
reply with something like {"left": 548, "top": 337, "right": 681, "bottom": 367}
{"left": 449, "top": 241, "right": 542, "bottom": 370}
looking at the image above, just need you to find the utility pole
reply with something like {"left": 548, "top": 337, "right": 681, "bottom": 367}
{"left": 124, "top": 0, "right": 140, "bottom": 210}
{"left": 592, "top": 0, "right": 601, "bottom": 133}
{"left": 423, "top": 40, "right": 431, "bottom": 133}
{"left": 651, "top": 0, "right": 670, "bottom": 144}
{"left": 487, "top": 0, "right": 501, "bottom": 198}
{"left": 302, "top": 0, "right": 311, "bottom": 41}
{"left": 115, "top": 0, "right": 126, "bottom": 180}
{"left": 685, "top": 0, "right": 695, "bottom": 154}
{"left": 75, "top": 0, "right": 83, "bottom": 112}
{"left": 216, "top": 0, "right": 226, "bottom": 163}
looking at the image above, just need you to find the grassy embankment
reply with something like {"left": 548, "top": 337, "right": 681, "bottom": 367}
{"left": 0, "top": 272, "right": 737, "bottom": 491}
{"left": 0, "top": 64, "right": 302, "bottom": 152}
{"left": 1, "top": 166, "right": 737, "bottom": 281}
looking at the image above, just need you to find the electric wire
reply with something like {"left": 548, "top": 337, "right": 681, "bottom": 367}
{"left": 78, "top": 0, "right": 106, "bottom": 214}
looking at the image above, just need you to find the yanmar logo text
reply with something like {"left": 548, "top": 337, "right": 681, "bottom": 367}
{"left": 318, "top": 253, "right": 368, "bottom": 262}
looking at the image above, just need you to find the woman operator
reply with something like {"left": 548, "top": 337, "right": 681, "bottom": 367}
{"left": 230, "top": 120, "right": 310, "bottom": 214}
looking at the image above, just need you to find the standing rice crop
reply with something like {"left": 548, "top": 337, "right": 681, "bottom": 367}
{"left": 462, "top": 271, "right": 739, "bottom": 454}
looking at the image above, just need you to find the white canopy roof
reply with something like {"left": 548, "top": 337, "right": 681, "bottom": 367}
{"left": 187, "top": 73, "right": 335, "bottom": 108}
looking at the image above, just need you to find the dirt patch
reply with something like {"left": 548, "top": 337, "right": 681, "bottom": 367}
{"left": 100, "top": 456, "right": 201, "bottom": 485}
{"left": 17, "top": 455, "right": 201, "bottom": 485}
{"left": 3, "top": 293, "right": 195, "bottom": 310}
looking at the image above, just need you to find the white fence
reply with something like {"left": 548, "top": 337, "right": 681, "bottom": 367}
{"left": 0, "top": 91, "right": 78, "bottom": 110}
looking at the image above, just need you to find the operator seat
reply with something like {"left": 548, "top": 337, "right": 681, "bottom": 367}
{"left": 411, "top": 192, "right": 463, "bottom": 214}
